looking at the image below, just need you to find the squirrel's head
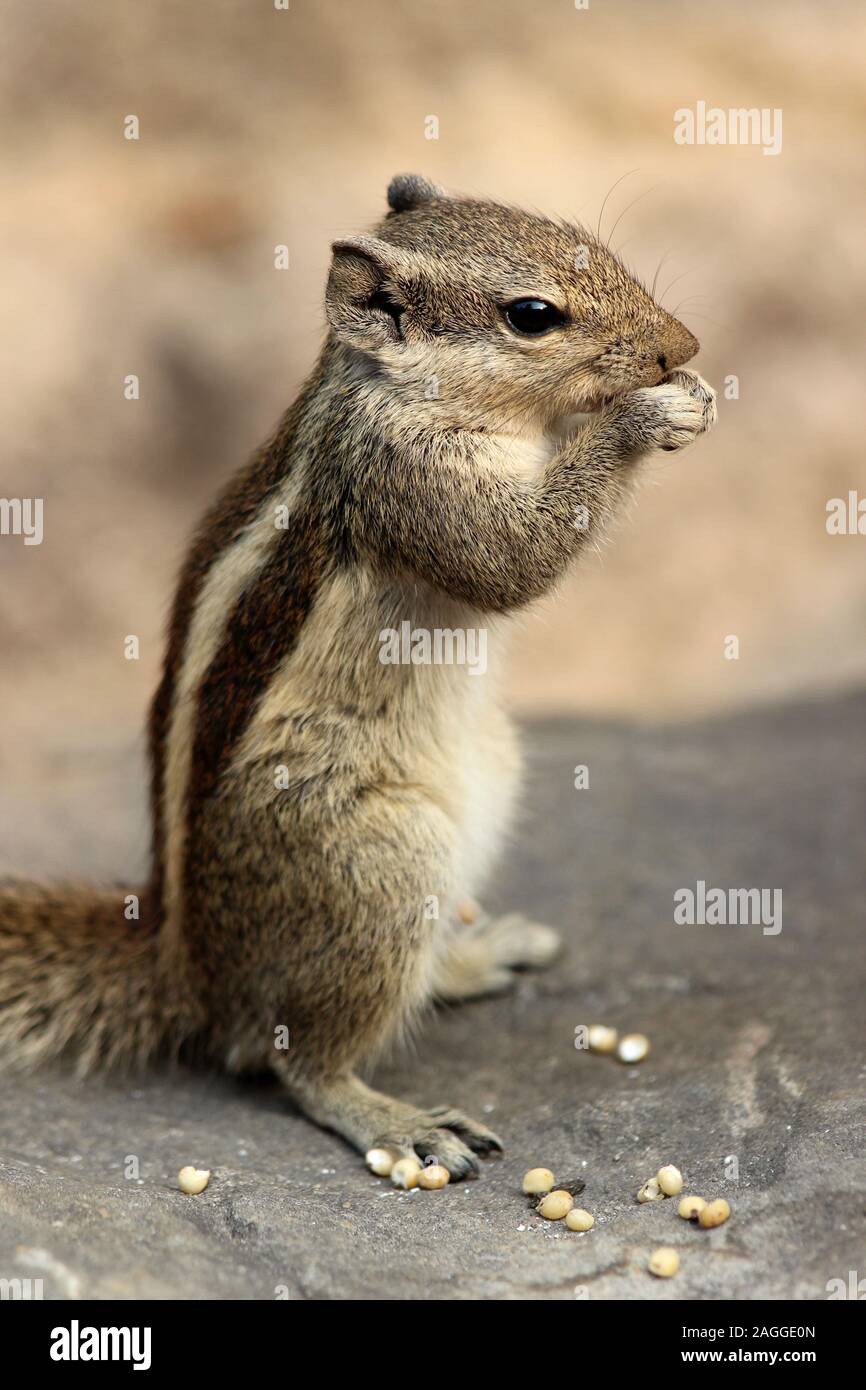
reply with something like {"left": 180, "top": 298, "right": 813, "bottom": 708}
{"left": 325, "top": 174, "right": 699, "bottom": 430}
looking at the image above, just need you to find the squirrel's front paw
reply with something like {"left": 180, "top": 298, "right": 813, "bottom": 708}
{"left": 661, "top": 368, "right": 717, "bottom": 437}
{"left": 613, "top": 369, "right": 717, "bottom": 454}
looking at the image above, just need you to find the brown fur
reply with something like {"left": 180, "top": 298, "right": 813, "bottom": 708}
{"left": 0, "top": 882, "right": 191, "bottom": 1073}
{"left": 0, "top": 175, "right": 716, "bottom": 1178}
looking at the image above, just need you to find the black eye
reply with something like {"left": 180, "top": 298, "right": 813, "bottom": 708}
{"left": 503, "top": 298, "right": 567, "bottom": 336}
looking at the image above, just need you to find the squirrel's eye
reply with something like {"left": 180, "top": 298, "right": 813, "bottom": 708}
{"left": 503, "top": 299, "right": 567, "bottom": 336}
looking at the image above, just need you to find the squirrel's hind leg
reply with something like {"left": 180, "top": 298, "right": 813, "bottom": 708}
{"left": 262, "top": 790, "right": 502, "bottom": 1179}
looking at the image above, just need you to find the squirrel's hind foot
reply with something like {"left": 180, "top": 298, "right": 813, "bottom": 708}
{"left": 433, "top": 911, "right": 562, "bottom": 1002}
{"left": 278, "top": 1069, "right": 503, "bottom": 1181}
{"left": 372, "top": 1105, "right": 503, "bottom": 1181}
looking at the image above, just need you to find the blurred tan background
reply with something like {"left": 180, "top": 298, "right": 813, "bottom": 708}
{"left": 2, "top": 0, "right": 865, "bottom": 792}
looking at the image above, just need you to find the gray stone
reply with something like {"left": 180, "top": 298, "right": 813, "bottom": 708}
{"left": 1, "top": 693, "right": 864, "bottom": 1300}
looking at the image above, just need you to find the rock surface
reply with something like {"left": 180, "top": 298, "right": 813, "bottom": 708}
{"left": 1, "top": 693, "right": 864, "bottom": 1300}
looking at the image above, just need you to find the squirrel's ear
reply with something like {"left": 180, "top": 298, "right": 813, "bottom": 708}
{"left": 326, "top": 236, "right": 415, "bottom": 350}
{"left": 387, "top": 173, "right": 446, "bottom": 214}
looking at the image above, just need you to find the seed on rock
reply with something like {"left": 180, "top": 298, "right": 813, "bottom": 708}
{"left": 537, "top": 1190, "right": 574, "bottom": 1220}
{"left": 678, "top": 1195, "right": 707, "bottom": 1220}
{"left": 657, "top": 1164, "right": 684, "bottom": 1196}
{"left": 391, "top": 1157, "right": 422, "bottom": 1190}
{"left": 177, "top": 1166, "right": 210, "bottom": 1195}
{"left": 418, "top": 1163, "right": 450, "bottom": 1190}
{"left": 617, "top": 1033, "right": 650, "bottom": 1064}
{"left": 587, "top": 1024, "right": 619, "bottom": 1054}
{"left": 637, "top": 1177, "right": 664, "bottom": 1203}
{"left": 565, "top": 1207, "right": 595, "bottom": 1231}
{"left": 698, "top": 1198, "right": 731, "bottom": 1228}
{"left": 649, "top": 1247, "right": 680, "bottom": 1278}
{"left": 522, "top": 1167, "right": 556, "bottom": 1195}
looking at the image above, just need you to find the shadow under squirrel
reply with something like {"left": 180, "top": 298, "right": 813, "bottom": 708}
{"left": 0, "top": 175, "right": 716, "bottom": 1179}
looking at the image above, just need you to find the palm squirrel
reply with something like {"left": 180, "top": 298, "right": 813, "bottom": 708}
{"left": 0, "top": 175, "right": 716, "bottom": 1179}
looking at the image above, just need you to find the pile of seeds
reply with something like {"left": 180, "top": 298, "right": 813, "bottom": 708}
{"left": 524, "top": 1159, "right": 732, "bottom": 1280}
{"left": 522, "top": 1167, "right": 593, "bottom": 1229}
{"left": 634, "top": 1163, "right": 732, "bottom": 1273}
{"left": 366, "top": 1150, "right": 453, "bottom": 1190}
{"left": 365, "top": 1143, "right": 733, "bottom": 1282}
{"left": 636, "top": 1166, "right": 731, "bottom": 1230}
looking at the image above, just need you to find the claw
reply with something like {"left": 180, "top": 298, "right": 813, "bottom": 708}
{"left": 370, "top": 1105, "right": 504, "bottom": 1182}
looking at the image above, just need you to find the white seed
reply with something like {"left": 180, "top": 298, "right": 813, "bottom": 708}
{"left": 391, "top": 1157, "right": 422, "bottom": 1190}
{"left": 678, "top": 1195, "right": 707, "bottom": 1220}
{"left": 699, "top": 1198, "right": 731, "bottom": 1228}
{"left": 365, "top": 1148, "right": 394, "bottom": 1177}
{"left": 418, "top": 1163, "right": 450, "bottom": 1190}
{"left": 522, "top": 1167, "right": 556, "bottom": 1195}
{"left": 637, "top": 1177, "right": 664, "bottom": 1203}
{"left": 565, "top": 1207, "right": 595, "bottom": 1231}
{"left": 587, "top": 1024, "right": 619, "bottom": 1055}
{"left": 649, "top": 1246, "right": 680, "bottom": 1278}
{"left": 537, "top": 1190, "right": 574, "bottom": 1220}
{"left": 617, "top": 1033, "right": 650, "bottom": 1064}
{"left": 657, "top": 1164, "right": 684, "bottom": 1196}
{"left": 177, "top": 1166, "right": 210, "bottom": 1195}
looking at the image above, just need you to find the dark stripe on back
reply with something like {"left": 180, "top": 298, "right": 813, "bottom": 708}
{"left": 147, "top": 384, "right": 315, "bottom": 922}
{"left": 185, "top": 499, "right": 330, "bottom": 812}
{"left": 179, "top": 496, "right": 330, "bottom": 938}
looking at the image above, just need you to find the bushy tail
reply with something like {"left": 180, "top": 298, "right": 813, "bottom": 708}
{"left": 0, "top": 881, "right": 194, "bottom": 1074}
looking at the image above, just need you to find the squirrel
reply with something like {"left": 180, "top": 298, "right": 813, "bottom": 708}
{"left": 0, "top": 175, "right": 716, "bottom": 1179}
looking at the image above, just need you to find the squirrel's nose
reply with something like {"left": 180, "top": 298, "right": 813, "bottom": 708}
{"left": 661, "top": 319, "right": 700, "bottom": 370}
